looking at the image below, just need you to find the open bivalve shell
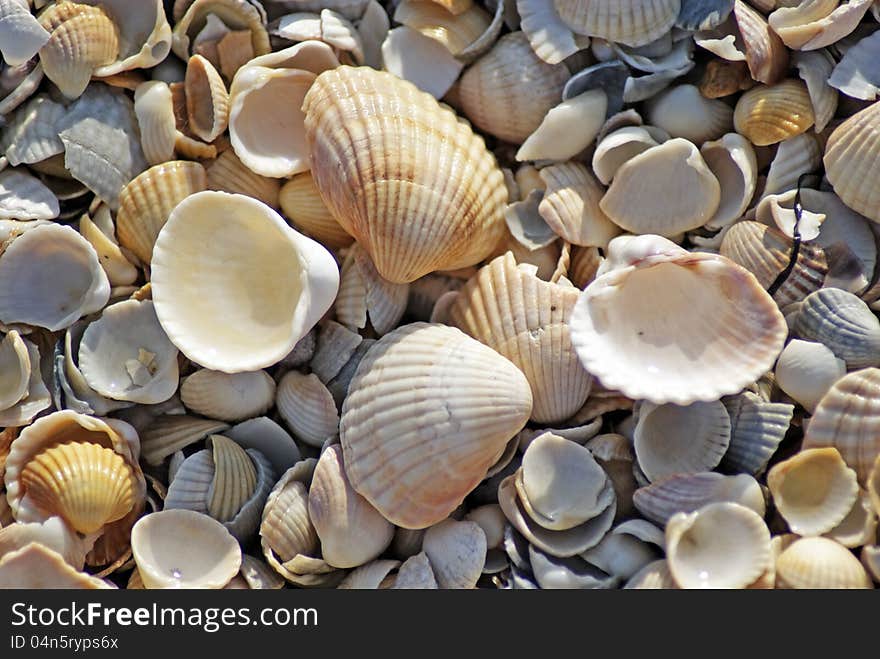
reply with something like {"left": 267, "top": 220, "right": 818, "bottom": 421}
{"left": 775, "top": 536, "right": 873, "bottom": 589}
{"left": 768, "top": 447, "right": 859, "bottom": 536}
{"left": 447, "top": 253, "right": 592, "bottom": 424}
{"left": 131, "top": 509, "right": 242, "bottom": 589}
{"left": 185, "top": 54, "right": 229, "bottom": 143}
{"left": 303, "top": 65, "right": 508, "bottom": 283}
{"left": 339, "top": 323, "right": 533, "bottom": 529}
{"left": 150, "top": 191, "right": 339, "bottom": 373}
{"left": 666, "top": 502, "right": 771, "bottom": 589}
{"left": 569, "top": 234, "right": 787, "bottom": 405}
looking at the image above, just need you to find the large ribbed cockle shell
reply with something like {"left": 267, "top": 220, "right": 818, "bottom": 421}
{"left": 339, "top": 323, "right": 533, "bottom": 529}
{"left": 823, "top": 99, "right": 880, "bottom": 223}
{"left": 303, "top": 65, "right": 508, "bottom": 284}
{"left": 569, "top": 235, "right": 787, "bottom": 405}
{"left": 553, "top": 0, "right": 681, "bottom": 48}
{"left": 447, "top": 252, "right": 592, "bottom": 424}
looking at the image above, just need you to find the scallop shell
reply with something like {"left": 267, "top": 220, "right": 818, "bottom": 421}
{"left": 0, "top": 168, "right": 58, "bottom": 220}
{"left": 132, "top": 509, "right": 241, "bottom": 589}
{"left": 823, "top": 99, "right": 880, "bottom": 223}
{"left": 133, "top": 80, "right": 177, "bottom": 166}
{"left": 171, "top": 0, "right": 270, "bottom": 61}
{"left": 422, "top": 519, "right": 487, "bottom": 589}
{"left": 304, "top": 65, "right": 508, "bottom": 283}
{"left": 733, "top": 80, "right": 815, "bottom": 147}
{"left": 0, "top": 223, "right": 110, "bottom": 332}
{"left": 458, "top": 31, "right": 570, "bottom": 145}
{"left": 206, "top": 148, "right": 281, "bottom": 209}
{"left": 720, "top": 391, "right": 794, "bottom": 475}
{"left": 0, "top": 95, "right": 65, "bottom": 166}
{"left": 568, "top": 245, "right": 603, "bottom": 289}
{"left": 448, "top": 253, "right": 591, "bottom": 424}
{"left": 569, "top": 234, "right": 787, "bottom": 405}
{"left": 0, "top": 0, "right": 50, "bottom": 66}
{"left": 180, "top": 369, "right": 276, "bottom": 422}
{"left": 139, "top": 415, "right": 230, "bottom": 466}
{"left": 700, "top": 133, "right": 758, "bottom": 229}
{"left": 78, "top": 299, "right": 179, "bottom": 405}
{"left": 335, "top": 245, "right": 409, "bottom": 335}
{"left": 794, "top": 288, "right": 880, "bottom": 369}
{"left": 276, "top": 371, "right": 340, "bottom": 448}
{"left": 633, "top": 472, "right": 765, "bottom": 526}
{"left": 775, "top": 536, "right": 872, "bottom": 589}
{"left": 339, "top": 323, "right": 533, "bottom": 529}
{"left": 599, "top": 138, "right": 721, "bottom": 236}
{"left": 308, "top": 444, "right": 394, "bottom": 569}
{"left": 776, "top": 339, "right": 846, "bottom": 413}
{"left": 380, "top": 26, "right": 463, "bottom": 99}
{"left": 646, "top": 84, "right": 733, "bottom": 145}
{"left": 515, "top": 89, "right": 607, "bottom": 162}
{"left": 666, "top": 502, "right": 771, "bottom": 589}
{"left": 803, "top": 368, "right": 880, "bottom": 485}
{"left": 591, "top": 125, "right": 661, "bottom": 186}
{"left": 0, "top": 543, "right": 112, "bottom": 589}
{"left": 767, "top": 0, "right": 873, "bottom": 51}
{"left": 37, "top": 2, "right": 120, "bottom": 99}
{"left": 337, "top": 559, "right": 400, "bottom": 589}
{"left": 278, "top": 172, "right": 353, "bottom": 250}
{"left": 151, "top": 191, "right": 340, "bottom": 373}
{"left": 553, "top": 0, "right": 680, "bottom": 48}
{"left": 185, "top": 54, "right": 229, "bottom": 142}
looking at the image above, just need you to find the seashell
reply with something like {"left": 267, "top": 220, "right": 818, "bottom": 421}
{"left": 553, "top": 0, "right": 681, "bottom": 48}
{"left": 870, "top": 455, "right": 880, "bottom": 516}
{"left": 0, "top": 223, "right": 109, "bottom": 332}
{"left": 768, "top": 447, "right": 859, "bottom": 536}
{"left": 278, "top": 172, "right": 352, "bottom": 250}
{"left": 794, "top": 288, "right": 880, "bottom": 369}
{"left": 337, "top": 559, "right": 400, "bottom": 589}
{"left": 340, "top": 323, "right": 533, "bottom": 529}
{"left": 276, "top": 371, "right": 339, "bottom": 448}
{"left": 580, "top": 519, "right": 664, "bottom": 581}
{"left": 357, "top": 0, "right": 389, "bottom": 69}
{"left": 730, "top": 0, "right": 789, "bottom": 84}
{"left": 700, "top": 133, "right": 758, "bottom": 229}
{"left": 464, "top": 504, "right": 506, "bottom": 550}
{"left": 762, "top": 136, "right": 822, "bottom": 201}
{"left": 775, "top": 339, "right": 846, "bottom": 413}
{"left": 304, "top": 66, "right": 508, "bottom": 283}
{"left": 79, "top": 210, "right": 138, "bottom": 287}
{"left": 623, "top": 558, "right": 678, "bottom": 589}
{"left": 77, "top": 300, "right": 179, "bottom": 405}
{"left": 37, "top": 2, "right": 119, "bottom": 99}
{"left": 568, "top": 245, "right": 603, "bottom": 289}
{"left": 792, "top": 49, "right": 837, "bottom": 132}
{"left": 590, "top": 125, "right": 661, "bottom": 186}
{"left": 172, "top": 0, "right": 270, "bottom": 62}
{"left": 646, "top": 84, "right": 733, "bottom": 145}
{"left": 498, "top": 472, "right": 616, "bottom": 557}
{"left": 633, "top": 400, "right": 731, "bottom": 482}
{"left": 224, "top": 417, "right": 301, "bottom": 476}
{"left": 721, "top": 391, "right": 794, "bottom": 475}
{"left": 733, "top": 80, "right": 815, "bottom": 147}
{"left": 570, "top": 234, "right": 787, "bottom": 405}
{"left": 775, "top": 536, "right": 872, "bottom": 589}
{"left": 393, "top": 551, "right": 439, "bottom": 589}
{"left": 0, "top": 168, "right": 58, "bottom": 220}
{"left": 311, "top": 321, "right": 363, "bottom": 385}
{"left": 393, "top": 0, "right": 489, "bottom": 56}
{"left": 458, "top": 32, "right": 570, "bottom": 145}
{"left": 151, "top": 191, "right": 339, "bottom": 373}
{"left": 133, "top": 80, "right": 177, "bottom": 166}
{"left": 309, "top": 444, "right": 394, "bottom": 569}
{"left": 173, "top": 130, "right": 216, "bottom": 160}
{"left": 335, "top": 245, "right": 409, "bottom": 335}
{"left": 180, "top": 369, "right": 276, "bottom": 422}
{"left": 0, "top": 517, "right": 90, "bottom": 571}
{"left": 116, "top": 161, "right": 207, "bottom": 266}
{"left": 516, "top": 0, "right": 587, "bottom": 64}
{"left": 448, "top": 253, "right": 591, "bottom": 424}
{"left": 861, "top": 544, "right": 880, "bottom": 582}
{"left": 829, "top": 29, "right": 880, "bottom": 101}
{"left": 698, "top": 58, "right": 752, "bottom": 99}
{"left": 0, "top": 330, "right": 29, "bottom": 412}
{"left": 767, "top": 0, "right": 873, "bottom": 51}
{"left": 584, "top": 432, "right": 636, "bottom": 520}
{"left": 676, "top": 0, "right": 733, "bottom": 31}
{"left": 515, "top": 89, "right": 607, "bottom": 162}
{"left": 241, "top": 38, "right": 340, "bottom": 74}
{"left": 206, "top": 149, "right": 281, "bottom": 209}
{"left": 803, "top": 368, "right": 880, "bottom": 484}
{"left": 228, "top": 65, "right": 315, "bottom": 178}
{"left": 504, "top": 190, "right": 557, "bottom": 251}
{"left": 185, "top": 54, "right": 229, "bottom": 142}
{"left": 537, "top": 163, "right": 620, "bottom": 248}
{"left": 666, "top": 502, "right": 771, "bottom": 589}
{"left": 825, "top": 491, "right": 877, "bottom": 548}
{"left": 562, "top": 60, "right": 627, "bottom": 115}
{"left": 517, "top": 433, "right": 614, "bottom": 531}
{"left": 634, "top": 471, "right": 765, "bottom": 528}
{"left": 139, "top": 415, "right": 230, "bottom": 466}
{"left": 0, "top": 95, "right": 65, "bottom": 166}
{"left": 380, "top": 26, "right": 463, "bottom": 99}
{"left": 0, "top": 0, "right": 50, "bottom": 67}
{"left": 599, "top": 138, "right": 721, "bottom": 236}
{"left": 0, "top": 543, "right": 112, "bottom": 589}
{"left": 719, "top": 220, "right": 828, "bottom": 308}
{"left": 132, "top": 509, "right": 241, "bottom": 588}
{"left": 823, "top": 99, "right": 880, "bottom": 223}
{"left": 528, "top": 545, "right": 618, "bottom": 589}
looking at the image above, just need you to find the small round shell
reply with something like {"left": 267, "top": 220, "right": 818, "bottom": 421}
{"left": 733, "top": 80, "right": 815, "bottom": 147}
{"left": 180, "top": 369, "right": 276, "bottom": 422}
{"left": 276, "top": 371, "right": 339, "bottom": 448}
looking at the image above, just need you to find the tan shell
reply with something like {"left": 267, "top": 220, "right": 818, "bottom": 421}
{"left": 304, "top": 65, "right": 508, "bottom": 283}
{"left": 0, "top": 543, "right": 112, "bottom": 589}
{"left": 646, "top": 85, "right": 733, "bottom": 146}
{"left": 448, "top": 253, "right": 591, "bottom": 424}
{"left": 732, "top": 0, "right": 789, "bottom": 85}
{"left": 171, "top": 0, "right": 270, "bottom": 61}
{"left": 803, "top": 368, "right": 880, "bottom": 485}
{"left": 458, "top": 32, "right": 570, "bottom": 145}
{"left": 205, "top": 149, "right": 280, "bottom": 209}
{"left": 870, "top": 454, "right": 880, "bottom": 518}
{"left": 624, "top": 559, "right": 678, "bottom": 589}
{"left": 823, "top": 99, "right": 880, "bottom": 223}
{"left": 568, "top": 245, "right": 603, "bottom": 289}
{"left": 116, "top": 160, "right": 208, "bottom": 265}
{"left": 180, "top": 369, "right": 276, "bottom": 422}
{"left": 825, "top": 491, "right": 877, "bottom": 549}
{"left": 185, "top": 54, "right": 229, "bottom": 142}
{"left": 133, "top": 80, "right": 176, "bottom": 166}
{"left": 775, "top": 536, "right": 872, "bottom": 589}
{"left": 279, "top": 172, "right": 353, "bottom": 250}
{"left": 79, "top": 210, "right": 138, "bottom": 287}
{"left": 308, "top": 444, "right": 394, "bottom": 569}
{"left": 276, "top": 371, "right": 340, "bottom": 448}
{"left": 339, "top": 323, "right": 533, "bottom": 529}
{"left": 733, "top": 80, "right": 815, "bottom": 147}
{"left": 700, "top": 133, "right": 758, "bottom": 230}
{"left": 515, "top": 89, "right": 608, "bottom": 162}
{"left": 553, "top": 0, "right": 680, "bottom": 47}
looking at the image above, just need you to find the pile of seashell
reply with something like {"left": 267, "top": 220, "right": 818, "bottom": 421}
{"left": 0, "top": 0, "right": 879, "bottom": 590}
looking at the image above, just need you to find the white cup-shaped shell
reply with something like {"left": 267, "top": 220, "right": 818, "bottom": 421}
{"left": 700, "top": 132, "right": 758, "bottom": 230}
{"left": 185, "top": 54, "right": 229, "bottom": 143}
{"left": 0, "top": 223, "right": 110, "bottom": 331}
{"left": 131, "top": 509, "right": 242, "bottom": 589}
{"left": 151, "top": 191, "right": 340, "bottom": 373}
{"left": 775, "top": 536, "right": 873, "bottom": 589}
{"left": 78, "top": 300, "right": 180, "bottom": 405}
{"left": 308, "top": 444, "right": 394, "bottom": 569}
{"left": 666, "top": 502, "right": 771, "bottom": 589}
{"left": 768, "top": 447, "right": 859, "bottom": 537}
{"left": 340, "top": 323, "right": 533, "bottom": 529}
{"left": 775, "top": 339, "right": 845, "bottom": 413}
{"left": 422, "top": 519, "right": 487, "bottom": 589}
{"left": 569, "top": 234, "right": 787, "bottom": 404}
{"left": 180, "top": 368, "right": 276, "bottom": 422}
